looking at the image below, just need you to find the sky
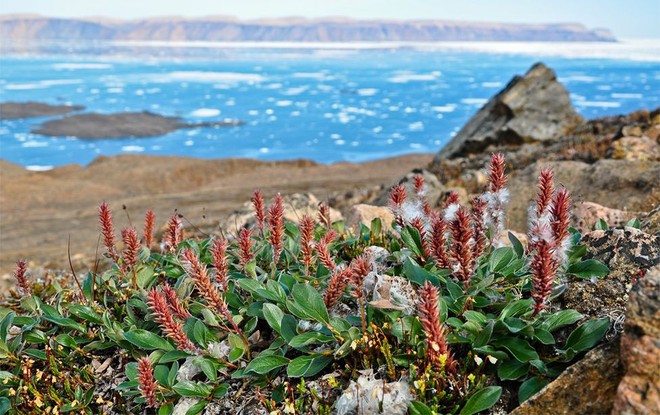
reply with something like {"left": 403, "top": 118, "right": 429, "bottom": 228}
{"left": 1, "top": 0, "right": 659, "bottom": 39}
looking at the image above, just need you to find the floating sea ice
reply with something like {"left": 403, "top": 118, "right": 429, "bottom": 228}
{"left": 276, "top": 100, "right": 293, "bottom": 107}
{"left": 408, "top": 122, "right": 424, "bottom": 131}
{"left": 357, "top": 88, "right": 378, "bottom": 96}
{"left": 121, "top": 145, "right": 145, "bottom": 152}
{"left": 190, "top": 108, "right": 221, "bottom": 117}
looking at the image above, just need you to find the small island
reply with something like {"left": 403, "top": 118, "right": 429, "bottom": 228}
{"left": 31, "top": 111, "right": 244, "bottom": 138}
{"left": 0, "top": 101, "right": 85, "bottom": 119}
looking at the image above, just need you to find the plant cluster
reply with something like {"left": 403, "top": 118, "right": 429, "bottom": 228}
{"left": 0, "top": 154, "right": 611, "bottom": 415}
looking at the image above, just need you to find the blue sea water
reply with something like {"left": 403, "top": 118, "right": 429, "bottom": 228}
{"left": 1, "top": 41, "right": 659, "bottom": 170}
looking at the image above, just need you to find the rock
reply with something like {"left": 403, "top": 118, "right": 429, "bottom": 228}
{"left": 335, "top": 371, "right": 412, "bottom": 415}
{"left": 614, "top": 125, "right": 644, "bottom": 139}
{"left": 433, "top": 62, "right": 583, "bottom": 162}
{"left": 644, "top": 124, "right": 660, "bottom": 142}
{"left": 640, "top": 206, "right": 660, "bottom": 236}
{"left": 611, "top": 136, "right": 660, "bottom": 161}
{"left": 612, "top": 266, "right": 660, "bottom": 414}
{"left": 346, "top": 204, "right": 395, "bottom": 233}
{"left": 32, "top": 111, "right": 243, "bottom": 139}
{"left": 510, "top": 341, "right": 623, "bottom": 415}
{"left": 0, "top": 101, "right": 85, "bottom": 119}
{"left": 572, "top": 201, "right": 638, "bottom": 232}
{"left": 561, "top": 228, "right": 660, "bottom": 321}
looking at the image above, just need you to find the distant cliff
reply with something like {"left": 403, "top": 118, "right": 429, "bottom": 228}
{"left": 0, "top": 15, "right": 616, "bottom": 42}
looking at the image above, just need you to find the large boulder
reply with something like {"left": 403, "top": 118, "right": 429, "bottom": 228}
{"left": 433, "top": 62, "right": 583, "bottom": 163}
{"left": 612, "top": 266, "right": 660, "bottom": 414}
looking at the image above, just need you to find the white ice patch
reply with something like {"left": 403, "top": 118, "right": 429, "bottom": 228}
{"left": 52, "top": 63, "right": 112, "bottom": 70}
{"left": 357, "top": 88, "right": 378, "bottom": 96}
{"left": 26, "top": 165, "right": 53, "bottom": 171}
{"left": 575, "top": 101, "right": 621, "bottom": 108}
{"left": 161, "top": 71, "right": 265, "bottom": 83}
{"left": 121, "top": 145, "right": 145, "bottom": 152}
{"left": 611, "top": 93, "right": 643, "bottom": 99}
{"left": 387, "top": 72, "right": 438, "bottom": 83}
{"left": 408, "top": 122, "right": 424, "bottom": 131}
{"left": 275, "top": 100, "right": 293, "bottom": 107}
{"left": 190, "top": 108, "right": 221, "bottom": 117}
{"left": 22, "top": 140, "right": 49, "bottom": 148}
{"left": 432, "top": 104, "right": 457, "bottom": 113}
{"left": 461, "top": 98, "right": 489, "bottom": 106}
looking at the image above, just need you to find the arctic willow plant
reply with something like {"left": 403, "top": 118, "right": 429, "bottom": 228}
{"left": 0, "top": 155, "right": 610, "bottom": 415}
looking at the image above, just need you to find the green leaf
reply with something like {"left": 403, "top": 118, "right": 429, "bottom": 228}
{"left": 124, "top": 330, "right": 175, "bottom": 351}
{"left": 23, "top": 349, "right": 47, "bottom": 360}
{"left": 502, "top": 317, "right": 530, "bottom": 334}
{"left": 566, "top": 260, "right": 609, "bottom": 279}
{"left": 533, "top": 328, "right": 555, "bottom": 345}
{"left": 288, "top": 332, "right": 334, "bottom": 349}
{"left": 185, "top": 400, "right": 208, "bottom": 415}
{"left": 473, "top": 321, "right": 494, "bottom": 348}
{"left": 402, "top": 257, "right": 444, "bottom": 286}
{"left": 0, "top": 397, "right": 10, "bottom": 415}
{"left": 67, "top": 305, "right": 103, "bottom": 324}
{"left": 594, "top": 219, "right": 609, "bottom": 230}
{"left": 542, "top": 309, "right": 584, "bottom": 332}
{"left": 158, "top": 404, "right": 174, "bottom": 415}
{"left": 460, "top": 386, "right": 502, "bottom": 415}
{"left": 0, "top": 312, "right": 14, "bottom": 343}
{"left": 499, "top": 299, "right": 533, "bottom": 320}
{"left": 489, "top": 247, "right": 515, "bottom": 273}
{"left": 154, "top": 365, "right": 170, "bottom": 386}
{"left": 172, "top": 380, "right": 212, "bottom": 397}
{"left": 493, "top": 338, "right": 539, "bottom": 362}
{"left": 400, "top": 227, "right": 424, "bottom": 259}
{"left": 498, "top": 359, "right": 529, "bottom": 380}
{"left": 519, "top": 376, "right": 549, "bottom": 403}
{"left": 289, "top": 284, "right": 329, "bottom": 325}
{"left": 262, "top": 303, "right": 284, "bottom": 335}
{"left": 626, "top": 218, "right": 641, "bottom": 229}
{"left": 281, "top": 314, "right": 298, "bottom": 342}
{"left": 508, "top": 232, "right": 524, "bottom": 258}
{"left": 370, "top": 217, "right": 382, "bottom": 237}
{"left": 562, "top": 318, "right": 609, "bottom": 353}
{"left": 236, "top": 279, "right": 262, "bottom": 295}
{"left": 409, "top": 401, "right": 433, "bottom": 415}
{"left": 159, "top": 350, "right": 191, "bottom": 363}
{"left": 42, "top": 315, "right": 86, "bottom": 334}
{"left": 228, "top": 333, "right": 247, "bottom": 362}
{"left": 244, "top": 355, "right": 290, "bottom": 375}
{"left": 287, "top": 354, "right": 332, "bottom": 378}
{"left": 55, "top": 333, "right": 79, "bottom": 349}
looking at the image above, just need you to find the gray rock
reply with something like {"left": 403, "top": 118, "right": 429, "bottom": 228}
{"left": 433, "top": 62, "right": 583, "bottom": 162}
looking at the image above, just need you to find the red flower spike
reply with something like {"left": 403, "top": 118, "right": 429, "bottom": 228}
{"left": 315, "top": 232, "right": 337, "bottom": 271}
{"left": 388, "top": 184, "right": 407, "bottom": 228}
{"left": 487, "top": 152, "right": 507, "bottom": 194}
{"left": 318, "top": 202, "right": 331, "bottom": 229}
{"left": 470, "top": 197, "right": 488, "bottom": 260}
{"left": 349, "top": 254, "right": 372, "bottom": 301}
{"left": 121, "top": 228, "right": 140, "bottom": 269}
{"left": 299, "top": 215, "right": 316, "bottom": 274}
{"left": 252, "top": 190, "right": 266, "bottom": 234}
{"left": 323, "top": 266, "right": 352, "bottom": 309}
{"left": 143, "top": 210, "right": 155, "bottom": 248}
{"left": 137, "top": 357, "right": 159, "bottom": 408}
{"left": 163, "top": 283, "right": 191, "bottom": 320}
{"left": 531, "top": 240, "right": 559, "bottom": 316}
{"left": 163, "top": 214, "right": 182, "bottom": 253}
{"left": 418, "top": 282, "right": 455, "bottom": 373}
{"left": 449, "top": 207, "right": 475, "bottom": 285}
{"left": 550, "top": 187, "right": 571, "bottom": 248}
{"left": 443, "top": 191, "right": 460, "bottom": 209}
{"left": 536, "top": 169, "right": 554, "bottom": 217}
{"left": 147, "top": 288, "right": 199, "bottom": 353}
{"left": 14, "top": 259, "right": 31, "bottom": 296}
{"left": 430, "top": 214, "right": 450, "bottom": 269}
{"left": 210, "top": 237, "right": 229, "bottom": 289}
{"left": 99, "top": 202, "right": 119, "bottom": 262}
{"left": 238, "top": 228, "right": 254, "bottom": 268}
{"left": 267, "top": 193, "right": 285, "bottom": 264}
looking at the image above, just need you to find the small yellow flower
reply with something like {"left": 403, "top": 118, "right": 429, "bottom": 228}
{"left": 35, "top": 396, "right": 44, "bottom": 408}
{"left": 1, "top": 378, "right": 8, "bottom": 384}
{"left": 8, "top": 388, "right": 16, "bottom": 396}
{"left": 96, "top": 396, "right": 105, "bottom": 404}
{"left": 327, "top": 376, "right": 338, "bottom": 388}
{"left": 283, "top": 400, "right": 296, "bottom": 414}
{"left": 36, "top": 369, "right": 44, "bottom": 381}
{"left": 468, "top": 373, "right": 476, "bottom": 383}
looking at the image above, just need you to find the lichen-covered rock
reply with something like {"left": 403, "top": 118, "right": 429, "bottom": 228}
{"left": 561, "top": 228, "right": 660, "bottom": 321}
{"left": 335, "top": 371, "right": 412, "bottom": 415}
{"left": 571, "top": 201, "right": 638, "bottom": 232}
{"left": 370, "top": 274, "right": 418, "bottom": 315}
{"left": 611, "top": 136, "right": 660, "bottom": 161}
{"left": 612, "top": 266, "right": 660, "bottom": 415}
{"left": 510, "top": 341, "right": 623, "bottom": 415}
{"left": 433, "top": 62, "right": 583, "bottom": 162}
